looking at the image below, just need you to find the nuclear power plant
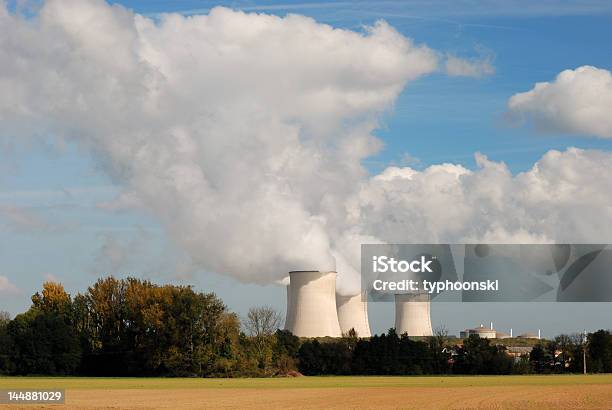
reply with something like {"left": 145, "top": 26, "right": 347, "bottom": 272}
{"left": 284, "top": 270, "right": 431, "bottom": 338}
{"left": 284, "top": 271, "right": 342, "bottom": 337}
{"left": 394, "top": 293, "right": 433, "bottom": 337}
{"left": 336, "top": 292, "right": 371, "bottom": 337}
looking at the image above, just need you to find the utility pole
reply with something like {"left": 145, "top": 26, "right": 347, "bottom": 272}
{"left": 583, "top": 329, "right": 587, "bottom": 375}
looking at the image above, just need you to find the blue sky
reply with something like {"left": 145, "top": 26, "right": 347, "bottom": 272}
{"left": 112, "top": 0, "right": 612, "bottom": 172}
{"left": 1, "top": 0, "right": 612, "bottom": 337}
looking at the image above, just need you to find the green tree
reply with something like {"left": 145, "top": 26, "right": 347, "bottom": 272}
{"left": 8, "top": 310, "right": 81, "bottom": 375}
{"left": 588, "top": 330, "right": 612, "bottom": 373}
{"left": 427, "top": 326, "right": 451, "bottom": 374}
{"left": 6, "top": 283, "right": 81, "bottom": 376}
{"left": 529, "top": 343, "right": 553, "bottom": 373}
{"left": 243, "top": 306, "right": 282, "bottom": 372}
{"left": 77, "top": 276, "right": 234, "bottom": 376}
{"left": 273, "top": 329, "right": 300, "bottom": 374}
{"left": 455, "top": 335, "right": 513, "bottom": 374}
{"left": 0, "top": 311, "right": 15, "bottom": 374}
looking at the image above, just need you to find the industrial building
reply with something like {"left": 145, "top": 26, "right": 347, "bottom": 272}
{"left": 336, "top": 292, "right": 371, "bottom": 337}
{"left": 460, "top": 323, "right": 497, "bottom": 339}
{"left": 284, "top": 271, "right": 342, "bottom": 337}
{"left": 460, "top": 323, "right": 541, "bottom": 340}
{"left": 517, "top": 331, "right": 541, "bottom": 339}
{"left": 283, "top": 270, "right": 541, "bottom": 340}
{"left": 284, "top": 270, "right": 431, "bottom": 338}
{"left": 394, "top": 293, "right": 433, "bottom": 336}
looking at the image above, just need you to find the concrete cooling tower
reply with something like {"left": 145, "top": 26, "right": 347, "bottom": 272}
{"left": 284, "top": 285, "right": 294, "bottom": 331}
{"left": 395, "top": 293, "right": 433, "bottom": 336}
{"left": 336, "top": 293, "right": 371, "bottom": 337}
{"left": 284, "top": 271, "right": 342, "bottom": 337}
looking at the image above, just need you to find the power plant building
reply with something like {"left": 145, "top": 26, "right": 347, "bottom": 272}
{"left": 283, "top": 270, "right": 542, "bottom": 340}
{"left": 394, "top": 293, "right": 433, "bottom": 336}
{"left": 460, "top": 324, "right": 497, "bottom": 339}
{"left": 459, "top": 324, "right": 541, "bottom": 339}
{"left": 336, "top": 293, "right": 371, "bottom": 337}
{"left": 284, "top": 271, "right": 342, "bottom": 337}
{"left": 284, "top": 273, "right": 437, "bottom": 339}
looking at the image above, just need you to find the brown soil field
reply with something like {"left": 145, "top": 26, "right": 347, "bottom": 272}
{"left": 2, "top": 385, "right": 612, "bottom": 409}
{"left": 2, "top": 376, "right": 611, "bottom": 409}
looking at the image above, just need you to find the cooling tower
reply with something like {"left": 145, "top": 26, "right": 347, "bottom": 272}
{"left": 284, "top": 271, "right": 342, "bottom": 337}
{"left": 395, "top": 293, "right": 433, "bottom": 336}
{"left": 284, "top": 284, "right": 294, "bottom": 330}
{"left": 336, "top": 293, "right": 371, "bottom": 337}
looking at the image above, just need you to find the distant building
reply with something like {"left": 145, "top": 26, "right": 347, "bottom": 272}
{"left": 460, "top": 324, "right": 497, "bottom": 339}
{"left": 460, "top": 323, "right": 542, "bottom": 340}
{"left": 506, "top": 346, "right": 533, "bottom": 361}
{"left": 517, "top": 331, "right": 541, "bottom": 339}
{"left": 495, "top": 331, "right": 511, "bottom": 339}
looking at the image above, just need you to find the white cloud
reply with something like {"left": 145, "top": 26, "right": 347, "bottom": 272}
{"left": 349, "top": 148, "right": 612, "bottom": 246}
{"left": 0, "top": 276, "right": 19, "bottom": 295}
{"left": 0, "top": 0, "right": 438, "bottom": 286}
{"left": 508, "top": 66, "right": 612, "bottom": 138}
{"left": 327, "top": 147, "right": 612, "bottom": 293}
{"left": 0, "top": 205, "right": 50, "bottom": 232}
{"left": 445, "top": 54, "right": 495, "bottom": 77}
{"left": 2, "top": 1, "right": 612, "bottom": 297}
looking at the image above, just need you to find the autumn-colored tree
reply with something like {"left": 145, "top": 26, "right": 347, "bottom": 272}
{"left": 3, "top": 283, "right": 81, "bottom": 375}
{"left": 31, "top": 281, "right": 71, "bottom": 317}
{"left": 71, "top": 276, "right": 237, "bottom": 376}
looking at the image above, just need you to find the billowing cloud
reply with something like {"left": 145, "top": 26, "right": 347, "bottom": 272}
{"left": 0, "top": 276, "right": 19, "bottom": 295}
{"left": 349, "top": 148, "right": 612, "bottom": 246}
{"left": 445, "top": 54, "right": 495, "bottom": 77}
{"left": 508, "top": 66, "right": 612, "bottom": 138}
{"left": 2, "top": 1, "right": 612, "bottom": 297}
{"left": 0, "top": 0, "right": 437, "bottom": 286}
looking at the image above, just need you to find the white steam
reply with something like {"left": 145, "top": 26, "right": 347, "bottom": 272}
{"left": 2, "top": 1, "right": 612, "bottom": 296}
{"left": 0, "top": 0, "right": 437, "bottom": 287}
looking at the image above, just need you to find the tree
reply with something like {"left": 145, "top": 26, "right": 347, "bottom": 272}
{"left": 243, "top": 306, "right": 282, "bottom": 372}
{"left": 76, "top": 276, "right": 234, "bottom": 376}
{"left": 588, "top": 330, "right": 612, "bottom": 373}
{"left": 244, "top": 306, "right": 282, "bottom": 337}
{"left": 428, "top": 326, "right": 451, "bottom": 374}
{"left": 551, "top": 334, "right": 579, "bottom": 372}
{"left": 31, "top": 282, "right": 72, "bottom": 317}
{"left": 0, "top": 311, "right": 14, "bottom": 374}
{"left": 5, "top": 283, "right": 81, "bottom": 376}
{"left": 529, "top": 343, "right": 553, "bottom": 373}
{"left": 8, "top": 310, "right": 81, "bottom": 375}
{"left": 273, "top": 330, "right": 300, "bottom": 374}
{"left": 0, "top": 311, "right": 9, "bottom": 327}
{"left": 455, "top": 335, "right": 513, "bottom": 374}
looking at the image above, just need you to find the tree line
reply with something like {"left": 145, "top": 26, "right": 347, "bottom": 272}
{"left": 0, "top": 278, "right": 611, "bottom": 376}
{"left": 0, "top": 279, "right": 293, "bottom": 377}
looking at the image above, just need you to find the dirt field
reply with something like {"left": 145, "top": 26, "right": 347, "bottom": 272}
{"left": 1, "top": 375, "right": 611, "bottom": 409}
